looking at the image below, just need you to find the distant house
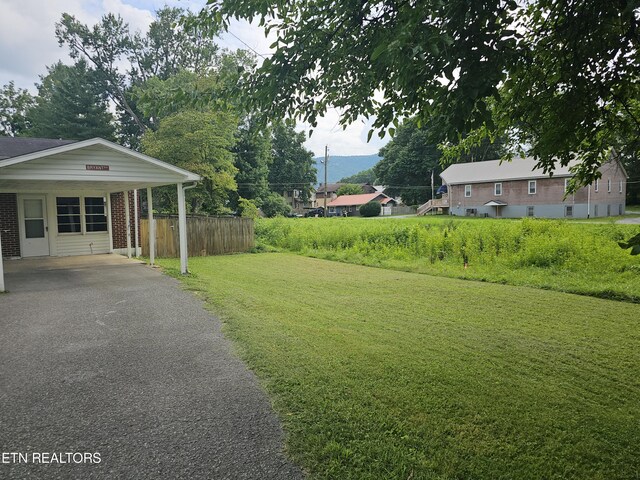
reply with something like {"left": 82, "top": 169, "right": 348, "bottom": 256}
{"left": 315, "top": 183, "right": 377, "bottom": 207}
{"left": 420, "top": 156, "right": 627, "bottom": 218}
{"left": 326, "top": 193, "right": 397, "bottom": 216}
{"left": 281, "top": 189, "right": 315, "bottom": 213}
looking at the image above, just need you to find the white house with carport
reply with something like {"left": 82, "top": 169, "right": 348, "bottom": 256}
{"left": 0, "top": 137, "right": 200, "bottom": 292}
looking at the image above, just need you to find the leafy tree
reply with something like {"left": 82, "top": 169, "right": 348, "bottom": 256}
{"left": 234, "top": 116, "right": 272, "bottom": 206}
{"left": 374, "top": 119, "right": 441, "bottom": 205}
{"left": 339, "top": 168, "right": 376, "bottom": 184}
{"left": 336, "top": 184, "right": 364, "bottom": 196}
{"left": 56, "top": 13, "right": 142, "bottom": 133}
{"left": 141, "top": 110, "right": 237, "bottom": 214}
{"left": 26, "top": 60, "right": 115, "bottom": 140}
{"left": 129, "top": 7, "right": 220, "bottom": 83}
{"left": 359, "top": 201, "right": 381, "bottom": 217}
{"left": 195, "top": 0, "right": 640, "bottom": 186}
{"left": 269, "top": 122, "right": 317, "bottom": 201}
{"left": 0, "top": 82, "right": 35, "bottom": 136}
{"left": 623, "top": 152, "right": 640, "bottom": 206}
{"left": 56, "top": 7, "right": 223, "bottom": 139}
{"left": 261, "top": 192, "right": 292, "bottom": 217}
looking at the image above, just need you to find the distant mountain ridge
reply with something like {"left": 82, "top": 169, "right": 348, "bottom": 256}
{"left": 314, "top": 154, "right": 381, "bottom": 184}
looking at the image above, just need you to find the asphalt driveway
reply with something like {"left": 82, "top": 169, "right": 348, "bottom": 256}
{"left": 0, "top": 255, "right": 303, "bottom": 479}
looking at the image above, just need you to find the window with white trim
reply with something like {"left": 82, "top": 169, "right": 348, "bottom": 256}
{"left": 465, "top": 185, "right": 471, "bottom": 197}
{"left": 607, "top": 179, "right": 611, "bottom": 193}
{"left": 619, "top": 180, "right": 623, "bottom": 193}
{"left": 85, "top": 197, "right": 108, "bottom": 232}
{"left": 594, "top": 178, "right": 599, "bottom": 192}
{"left": 564, "top": 178, "right": 570, "bottom": 193}
{"left": 528, "top": 180, "right": 537, "bottom": 194}
{"left": 57, "top": 197, "right": 81, "bottom": 233}
{"left": 494, "top": 183, "right": 502, "bottom": 196}
{"left": 56, "top": 196, "right": 107, "bottom": 234}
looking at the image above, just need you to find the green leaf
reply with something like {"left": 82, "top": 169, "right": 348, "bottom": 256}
{"left": 371, "top": 44, "right": 388, "bottom": 61}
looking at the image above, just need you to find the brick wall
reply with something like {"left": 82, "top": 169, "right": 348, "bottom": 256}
{"left": 0, "top": 193, "right": 20, "bottom": 257}
{"left": 110, "top": 191, "right": 141, "bottom": 249}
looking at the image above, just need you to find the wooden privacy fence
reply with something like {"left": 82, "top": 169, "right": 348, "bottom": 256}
{"left": 140, "top": 216, "right": 254, "bottom": 257}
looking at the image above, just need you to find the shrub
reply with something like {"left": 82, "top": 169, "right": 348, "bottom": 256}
{"left": 261, "top": 193, "right": 292, "bottom": 218}
{"left": 359, "top": 201, "right": 381, "bottom": 217}
{"left": 237, "top": 198, "right": 259, "bottom": 219}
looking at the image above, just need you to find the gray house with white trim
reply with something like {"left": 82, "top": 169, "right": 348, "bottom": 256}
{"left": 432, "top": 156, "right": 627, "bottom": 219}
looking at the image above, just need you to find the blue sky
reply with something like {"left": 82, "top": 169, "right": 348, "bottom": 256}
{"left": 0, "top": 0, "right": 387, "bottom": 157}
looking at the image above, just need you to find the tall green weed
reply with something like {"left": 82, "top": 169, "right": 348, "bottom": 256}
{"left": 255, "top": 217, "right": 640, "bottom": 301}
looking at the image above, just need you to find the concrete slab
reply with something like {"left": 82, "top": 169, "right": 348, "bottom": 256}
{"left": 0, "top": 254, "right": 303, "bottom": 479}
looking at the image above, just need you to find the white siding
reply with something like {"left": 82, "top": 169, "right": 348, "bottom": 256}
{"left": 56, "top": 233, "right": 110, "bottom": 256}
{"left": 0, "top": 145, "right": 182, "bottom": 183}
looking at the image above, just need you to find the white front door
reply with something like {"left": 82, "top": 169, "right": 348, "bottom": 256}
{"left": 19, "top": 195, "right": 50, "bottom": 257}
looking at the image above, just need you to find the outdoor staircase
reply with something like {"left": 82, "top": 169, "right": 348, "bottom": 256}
{"left": 417, "top": 195, "right": 449, "bottom": 216}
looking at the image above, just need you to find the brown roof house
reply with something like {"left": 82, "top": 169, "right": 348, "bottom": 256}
{"left": 315, "top": 182, "right": 378, "bottom": 207}
{"left": 419, "top": 156, "right": 627, "bottom": 219}
{"left": 326, "top": 192, "right": 397, "bottom": 216}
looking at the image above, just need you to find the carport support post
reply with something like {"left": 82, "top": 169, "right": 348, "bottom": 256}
{"left": 147, "top": 187, "right": 155, "bottom": 266}
{"left": 124, "top": 191, "right": 132, "bottom": 259}
{"left": 0, "top": 233, "right": 5, "bottom": 292}
{"left": 177, "top": 182, "right": 188, "bottom": 274}
{"left": 134, "top": 189, "right": 140, "bottom": 257}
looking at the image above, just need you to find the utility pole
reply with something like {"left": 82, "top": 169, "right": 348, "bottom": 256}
{"left": 323, "top": 145, "right": 328, "bottom": 217}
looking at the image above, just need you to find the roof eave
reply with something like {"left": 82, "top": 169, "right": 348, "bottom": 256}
{"left": 0, "top": 137, "right": 200, "bottom": 182}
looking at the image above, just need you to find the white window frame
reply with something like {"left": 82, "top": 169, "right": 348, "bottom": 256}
{"left": 607, "top": 179, "right": 611, "bottom": 193}
{"left": 494, "top": 182, "right": 502, "bottom": 196}
{"left": 465, "top": 185, "right": 471, "bottom": 197}
{"left": 56, "top": 196, "right": 107, "bottom": 236}
{"left": 528, "top": 180, "right": 537, "bottom": 195}
{"left": 595, "top": 178, "right": 599, "bottom": 192}
{"left": 619, "top": 180, "right": 623, "bottom": 193}
{"left": 564, "top": 178, "right": 570, "bottom": 193}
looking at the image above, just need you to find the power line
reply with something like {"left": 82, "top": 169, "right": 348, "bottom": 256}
{"left": 226, "top": 30, "right": 268, "bottom": 59}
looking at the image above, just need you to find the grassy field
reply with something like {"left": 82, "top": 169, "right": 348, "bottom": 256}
{"left": 256, "top": 217, "right": 640, "bottom": 302}
{"left": 159, "top": 253, "right": 640, "bottom": 479}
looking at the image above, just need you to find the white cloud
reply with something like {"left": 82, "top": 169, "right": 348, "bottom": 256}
{"left": 299, "top": 110, "right": 386, "bottom": 158}
{"left": 0, "top": 0, "right": 94, "bottom": 90}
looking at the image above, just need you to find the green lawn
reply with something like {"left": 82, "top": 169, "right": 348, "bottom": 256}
{"left": 159, "top": 253, "right": 640, "bottom": 479}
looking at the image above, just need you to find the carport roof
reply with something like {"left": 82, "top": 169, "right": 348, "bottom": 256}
{"left": 0, "top": 137, "right": 200, "bottom": 193}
